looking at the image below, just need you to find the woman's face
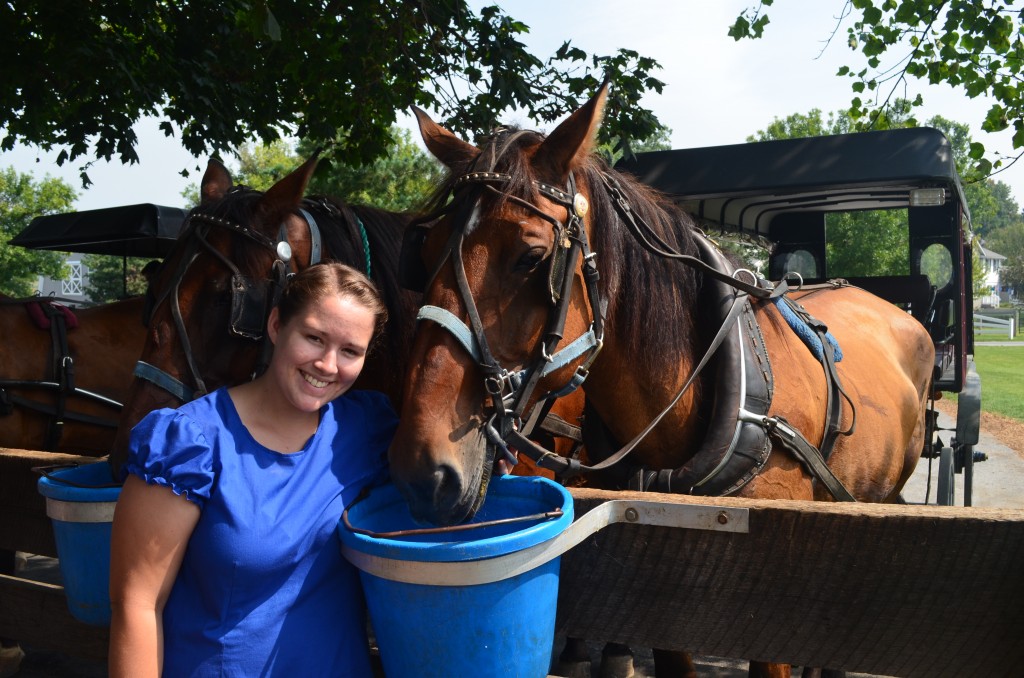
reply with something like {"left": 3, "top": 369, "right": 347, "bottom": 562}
{"left": 266, "top": 293, "right": 376, "bottom": 413}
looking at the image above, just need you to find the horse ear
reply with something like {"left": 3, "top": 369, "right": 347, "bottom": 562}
{"left": 200, "top": 158, "right": 232, "bottom": 205}
{"left": 413, "top": 106, "right": 478, "bottom": 168}
{"left": 534, "top": 83, "right": 609, "bottom": 178}
{"left": 258, "top": 154, "right": 319, "bottom": 218}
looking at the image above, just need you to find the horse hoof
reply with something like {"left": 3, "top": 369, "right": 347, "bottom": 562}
{"left": 551, "top": 659, "right": 592, "bottom": 678}
{"left": 598, "top": 642, "right": 635, "bottom": 678}
{"left": 0, "top": 644, "right": 25, "bottom": 678}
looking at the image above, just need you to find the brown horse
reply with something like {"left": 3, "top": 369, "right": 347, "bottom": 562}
{"left": 108, "top": 157, "right": 425, "bottom": 471}
{"left": 388, "top": 86, "right": 935, "bottom": 677}
{"left": 109, "top": 156, "right": 588, "bottom": 476}
{"left": 0, "top": 295, "right": 148, "bottom": 455}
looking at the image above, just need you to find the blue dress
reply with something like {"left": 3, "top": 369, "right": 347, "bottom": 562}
{"left": 123, "top": 387, "right": 396, "bottom": 677}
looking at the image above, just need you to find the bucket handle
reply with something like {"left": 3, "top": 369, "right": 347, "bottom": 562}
{"left": 33, "top": 464, "right": 123, "bottom": 489}
{"left": 342, "top": 485, "right": 564, "bottom": 539}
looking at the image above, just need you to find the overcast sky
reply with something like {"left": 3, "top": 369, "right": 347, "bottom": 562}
{"left": 3, "top": 1, "right": 1021, "bottom": 212}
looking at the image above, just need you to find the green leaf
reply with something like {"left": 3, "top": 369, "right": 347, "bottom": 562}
{"left": 728, "top": 16, "right": 751, "bottom": 41}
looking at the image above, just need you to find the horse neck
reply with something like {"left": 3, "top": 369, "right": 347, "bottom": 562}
{"left": 582, "top": 294, "right": 707, "bottom": 464}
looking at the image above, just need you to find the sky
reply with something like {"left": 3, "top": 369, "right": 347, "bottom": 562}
{"left": 2, "top": 1, "right": 1021, "bottom": 212}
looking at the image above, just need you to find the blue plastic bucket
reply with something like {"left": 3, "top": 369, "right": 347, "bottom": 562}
{"left": 338, "top": 475, "right": 573, "bottom": 678}
{"left": 37, "top": 462, "right": 121, "bottom": 626}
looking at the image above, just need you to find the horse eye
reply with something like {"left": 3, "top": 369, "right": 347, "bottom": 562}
{"left": 514, "top": 247, "right": 547, "bottom": 273}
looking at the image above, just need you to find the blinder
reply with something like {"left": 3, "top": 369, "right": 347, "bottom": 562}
{"left": 228, "top": 274, "right": 271, "bottom": 341}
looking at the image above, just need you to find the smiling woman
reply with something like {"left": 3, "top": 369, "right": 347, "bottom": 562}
{"left": 108, "top": 262, "right": 398, "bottom": 678}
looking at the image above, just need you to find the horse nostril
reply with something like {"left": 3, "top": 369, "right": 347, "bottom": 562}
{"left": 397, "top": 461, "right": 465, "bottom": 526}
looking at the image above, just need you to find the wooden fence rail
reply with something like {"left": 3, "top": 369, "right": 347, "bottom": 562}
{"left": 3, "top": 451, "right": 1023, "bottom": 676}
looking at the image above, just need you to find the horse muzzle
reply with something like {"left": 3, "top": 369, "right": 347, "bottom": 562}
{"left": 388, "top": 428, "right": 489, "bottom": 526}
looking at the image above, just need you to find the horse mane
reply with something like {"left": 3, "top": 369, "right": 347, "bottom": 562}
{"left": 425, "top": 126, "right": 703, "bottom": 378}
{"left": 310, "top": 197, "right": 414, "bottom": 362}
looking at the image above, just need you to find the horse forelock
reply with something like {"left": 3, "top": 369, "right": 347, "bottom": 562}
{"left": 425, "top": 126, "right": 545, "bottom": 222}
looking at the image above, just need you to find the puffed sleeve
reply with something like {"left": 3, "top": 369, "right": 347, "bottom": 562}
{"left": 121, "top": 408, "right": 216, "bottom": 509}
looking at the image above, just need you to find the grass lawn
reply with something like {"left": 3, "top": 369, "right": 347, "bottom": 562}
{"left": 972, "top": 346, "right": 1024, "bottom": 421}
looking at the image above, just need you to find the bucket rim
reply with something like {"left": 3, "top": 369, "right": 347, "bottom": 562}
{"left": 37, "top": 461, "right": 123, "bottom": 502}
{"left": 338, "top": 475, "right": 573, "bottom": 562}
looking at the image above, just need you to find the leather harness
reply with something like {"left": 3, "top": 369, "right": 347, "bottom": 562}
{"left": 0, "top": 298, "right": 124, "bottom": 450}
{"left": 408, "top": 168, "right": 858, "bottom": 502}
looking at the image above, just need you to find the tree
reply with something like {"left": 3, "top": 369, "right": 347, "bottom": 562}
{"left": 986, "top": 221, "right": 1024, "bottom": 296}
{"left": 186, "top": 128, "right": 443, "bottom": 213}
{"left": 0, "top": 167, "right": 74, "bottom": 296}
{"left": 81, "top": 254, "right": 155, "bottom": 302}
{"left": 300, "top": 129, "right": 444, "bottom": 212}
{"left": 730, "top": 1, "right": 1024, "bottom": 176}
{"left": 1, "top": 2, "right": 665, "bottom": 185}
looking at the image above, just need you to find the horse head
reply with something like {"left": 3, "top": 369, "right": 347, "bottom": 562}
{"left": 390, "top": 85, "right": 673, "bottom": 525}
{"left": 110, "top": 156, "right": 321, "bottom": 470}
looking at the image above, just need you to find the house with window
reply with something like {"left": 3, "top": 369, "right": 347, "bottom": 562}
{"left": 977, "top": 241, "right": 1006, "bottom": 308}
{"left": 36, "top": 254, "right": 91, "bottom": 305}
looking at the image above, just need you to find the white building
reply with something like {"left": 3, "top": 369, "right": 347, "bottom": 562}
{"left": 35, "top": 253, "right": 92, "bottom": 305}
{"left": 977, "top": 242, "right": 1006, "bottom": 308}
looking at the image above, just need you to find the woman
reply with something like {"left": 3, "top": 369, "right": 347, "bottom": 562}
{"left": 109, "top": 263, "right": 396, "bottom": 677}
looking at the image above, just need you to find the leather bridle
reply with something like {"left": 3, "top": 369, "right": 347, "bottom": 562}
{"left": 412, "top": 171, "right": 607, "bottom": 488}
{"left": 135, "top": 207, "right": 321, "bottom": 403}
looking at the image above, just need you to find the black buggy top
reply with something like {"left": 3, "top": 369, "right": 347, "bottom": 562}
{"left": 11, "top": 203, "right": 188, "bottom": 298}
{"left": 618, "top": 127, "right": 974, "bottom": 395}
{"left": 11, "top": 203, "right": 187, "bottom": 258}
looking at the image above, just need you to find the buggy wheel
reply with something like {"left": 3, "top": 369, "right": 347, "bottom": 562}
{"left": 937, "top": 446, "right": 955, "bottom": 506}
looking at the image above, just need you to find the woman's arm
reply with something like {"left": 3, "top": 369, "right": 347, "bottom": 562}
{"left": 108, "top": 475, "right": 200, "bottom": 678}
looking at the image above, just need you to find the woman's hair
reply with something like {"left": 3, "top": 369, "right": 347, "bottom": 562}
{"left": 275, "top": 263, "right": 388, "bottom": 340}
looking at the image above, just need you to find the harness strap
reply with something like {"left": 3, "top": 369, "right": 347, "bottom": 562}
{"left": 42, "top": 302, "right": 74, "bottom": 450}
{"left": 134, "top": 361, "right": 196, "bottom": 403}
{"left": 0, "top": 391, "right": 121, "bottom": 429}
{"left": 766, "top": 416, "right": 857, "bottom": 501}
{"left": 769, "top": 293, "right": 856, "bottom": 464}
{"left": 416, "top": 306, "right": 601, "bottom": 383}
{"left": 507, "top": 289, "right": 750, "bottom": 476}
{"left": 298, "top": 208, "right": 323, "bottom": 266}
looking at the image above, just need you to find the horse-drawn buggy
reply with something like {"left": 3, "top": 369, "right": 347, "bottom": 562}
{"left": 1, "top": 86, "right": 1021, "bottom": 677}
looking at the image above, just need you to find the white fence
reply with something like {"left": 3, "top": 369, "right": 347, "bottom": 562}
{"left": 974, "top": 313, "right": 1016, "bottom": 339}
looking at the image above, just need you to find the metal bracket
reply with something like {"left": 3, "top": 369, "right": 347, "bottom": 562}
{"left": 341, "top": 500, "right": 748, "bottom": 587}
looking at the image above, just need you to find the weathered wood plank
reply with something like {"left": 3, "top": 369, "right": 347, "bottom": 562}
{"left": 557, "top": 488, "right": 1024, "bottom": 677}
{"left": 0, "top": 573, "right": 108, "bottom": 661}
{"left": 0, "top": 448, "right": 104, "bottom": 556}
